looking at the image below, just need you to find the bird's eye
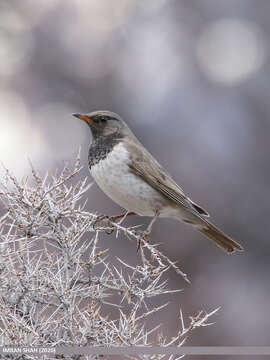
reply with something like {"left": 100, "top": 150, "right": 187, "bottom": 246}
{"left": 100, "top": 117, "right": 107, "bottom": 123}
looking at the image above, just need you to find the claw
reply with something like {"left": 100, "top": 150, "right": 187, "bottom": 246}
{"left": 105, "top": 220, "right": 115, "bottom": 234}
{"left": 136, "top": 230, "right": 150, "bottom": 252}
{"left": 143, "top": 231, "right": 150, "bottom": 243}
{"left": 93, "top": 215, "right": 108, "bottom": 231}
{"left": 105, "top": 212, "right": 136, "bottom": 235}
{"left": 105, "top": 215, "right": 120, "bottom": 234}
{"left": 136, "top": 238, "right": 142, "bottom": 252}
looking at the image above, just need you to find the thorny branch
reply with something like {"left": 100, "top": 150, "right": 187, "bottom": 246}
{"left": 0, "top": 155, "right": 219, "bottom": 359}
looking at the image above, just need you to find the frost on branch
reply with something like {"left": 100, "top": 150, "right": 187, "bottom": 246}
{"left": 0, "top": 155, "right": 219, "bottom": 359}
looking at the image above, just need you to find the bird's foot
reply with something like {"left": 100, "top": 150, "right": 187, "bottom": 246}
{"left": 105, "top": 214, "right": 122, "bottom": 234}
{"left": 106, "top": 212, "right": 137, "bottom": 234}
{"left": 93, "top": 215, "right": 109, "bottom": 231}
{"left": 136, "top": 211, "right": 159, "bottom": 251}
{"left": 93, "top": 212, "right": 136, "bottom": 234}
{"left": 93, "top": 215, "right": 115, "bottom": 233}
{"left": 105, "top": 218, "right": 116, "bottom": 234}
{"left": 136, "top": 230, "right": 150, "bottom": 252}
{"left": 105, "top": 214, "right": 127, "bottom": 234}
{"left": 142, "top": 230, "right": 150, "bottom": 242}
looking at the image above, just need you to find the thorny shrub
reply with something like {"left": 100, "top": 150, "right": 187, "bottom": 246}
{"left": 0, "top": 155, "right": 219, "bottom": 360}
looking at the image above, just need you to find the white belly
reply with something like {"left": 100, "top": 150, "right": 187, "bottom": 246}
{"left": 90, "top": 143, "right": 168, "bottom": 216}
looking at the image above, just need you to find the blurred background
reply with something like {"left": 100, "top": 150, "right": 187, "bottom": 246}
{"left": 1, "top": 0, "right": 270, "bottom": 358}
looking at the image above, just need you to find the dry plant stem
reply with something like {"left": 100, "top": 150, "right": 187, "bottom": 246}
{"left": 91, "top": 215, "right": 190, "bottom": 284}
{"left": 0, "top": 154, "right": 218, "bottom": 359}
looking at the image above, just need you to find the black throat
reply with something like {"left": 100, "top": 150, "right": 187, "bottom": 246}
{"left": 88, "top": 134, "right": 122, "bottom": 168}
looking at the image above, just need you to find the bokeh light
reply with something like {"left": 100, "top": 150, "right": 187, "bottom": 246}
{"left": 0, "top": 7, "right": 33, "bottom": 76}
{"left": 0, "top": 0, "right": 270, "bottom": 351}
{"left": 196, "top": 19, "right": 266, "bottom": 85}
{"left": 0, "top": 91, "right": 48, "bottom": 177}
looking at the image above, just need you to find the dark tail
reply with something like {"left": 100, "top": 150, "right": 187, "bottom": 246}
{"left": 183, "top": 216, "right": 244, "bottom": 253}
{"left": 198, "top": 220, "right": 243, "bottom": 253}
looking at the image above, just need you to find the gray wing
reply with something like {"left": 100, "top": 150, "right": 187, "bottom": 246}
{"left": 124, "top": 139, "right": 209, "bottom": 217}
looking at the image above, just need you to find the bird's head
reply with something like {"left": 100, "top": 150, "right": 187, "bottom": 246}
{"left": 73, "top": 110, "right": 127, "bottom": 139}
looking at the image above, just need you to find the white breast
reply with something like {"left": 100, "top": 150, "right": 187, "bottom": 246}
{"left": 90, "top": 143, "right": 167, "bottom": 216}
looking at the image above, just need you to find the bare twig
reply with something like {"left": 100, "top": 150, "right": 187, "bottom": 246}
{"left": 0, "top": 154, "right": 219, "bottom": 359}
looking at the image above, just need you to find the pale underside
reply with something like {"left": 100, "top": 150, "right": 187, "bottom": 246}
{"left": 90, "top": 142, "right": 198, "bottom": 221}
{"left": 89, "top": 140, "right": 243, "bottom": 253}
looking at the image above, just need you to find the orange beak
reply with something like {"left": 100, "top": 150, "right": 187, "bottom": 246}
{"left": 73, "top": 113, "right": 93, "bottom": 124}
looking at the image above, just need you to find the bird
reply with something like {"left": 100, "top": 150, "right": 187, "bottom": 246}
{"left": 73, "top": 110, "right": 243, "bottom": 253}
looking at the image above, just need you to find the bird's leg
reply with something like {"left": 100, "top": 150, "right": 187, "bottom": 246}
{"left": 146, "top": 210, "right": 160, "bottom": 234}
{"left": 106, "top": 211, "right": 137, "bottom": 234}
{"left": 137, "top": 210, "right": 160, "bottom": 251}
{"left": 109, "top": 211, "right": 136, "bottom": 223}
